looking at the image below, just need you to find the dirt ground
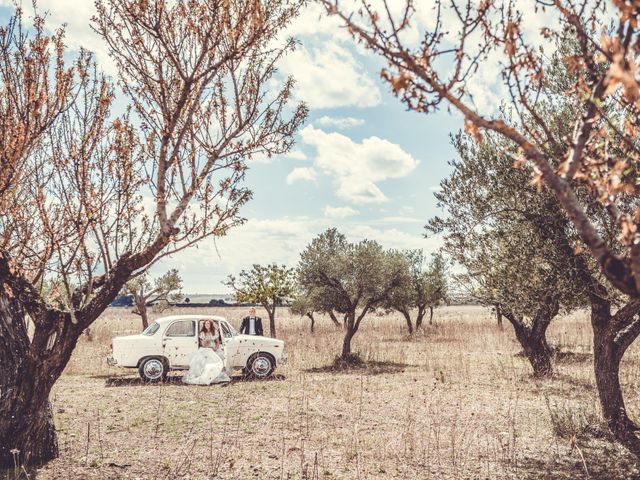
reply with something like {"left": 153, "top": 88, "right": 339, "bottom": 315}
{"left": 29, "top": 306, "right": 640, "bottom": 479}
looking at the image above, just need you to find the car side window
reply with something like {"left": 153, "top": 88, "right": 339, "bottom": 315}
{"left": 219, "top": 322, "right": 232, "bottom": 338}
{"left": 165, "top": 320, "right": 195, "bottom": 337}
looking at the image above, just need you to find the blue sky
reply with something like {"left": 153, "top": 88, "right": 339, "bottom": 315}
{"left": 2, "top": 1, "right": 553, "bottom": 293}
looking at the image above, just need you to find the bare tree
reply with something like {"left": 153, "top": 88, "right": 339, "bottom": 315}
{"left": 124, "top": 269, "right": 182, "bottom": 329}
{"left": 322, "top": 0, "right": 640, "bottom": 456}
{"left": 0, "top": 0, "right": 305, "bottom": 468}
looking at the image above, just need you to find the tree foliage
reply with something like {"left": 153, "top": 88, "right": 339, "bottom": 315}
{"left": 123, "top": 269, "right": 183, "bottom": 329}
{"left": 289, "top": 292, "right": 316, "bottom": 332}
{"left": 384, "top": 250, "right": 448, "bottom": 333}
{"left": 428, "top": 130, "right": 595, "bottom": 376}
{"left": 297, "top": 228, "right": 410, "bottom": 360}
{"left": 225, "top": 264, "right": 296, "bottom": 337}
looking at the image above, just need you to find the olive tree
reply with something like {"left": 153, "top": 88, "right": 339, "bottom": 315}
{"left": 290, "top": 287, "right": 342, "bottom": 333}
{"left": 423, "top": 252, "right": 448, "bottom": 326}
{"left": 290, "top": 292, "right": 316, "bottom": 333}
{"left": 0, "top": 0, "right": 305, "bottom": 467}
{"left": 385, "top": 250, "right": 448, "bottom": 334}
{"left": 429, "top": 131, "right": 597, "bottom": 377}
{"left": 323, "top": 0, "right": 640, "bottom": 455}
{"left": 297, "top": 228, "right": 410, "bottom": 361}
{"left": 123, "top": 269, "right": 183, "bottom": 329}
{"left": 224, "top": 264, "right": 296, "bottom": 338}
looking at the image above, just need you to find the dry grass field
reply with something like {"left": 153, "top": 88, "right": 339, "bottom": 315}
{"left": 30, "top": 306, "right": 640, "bottom": 479}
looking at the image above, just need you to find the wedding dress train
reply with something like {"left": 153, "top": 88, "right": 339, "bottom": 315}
{"left": 182, "top": 347, "right": 231, "bottom": 385}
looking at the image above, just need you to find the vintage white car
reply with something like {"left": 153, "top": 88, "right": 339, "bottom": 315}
{"left": 107, "top": 314, "right": 286, "bottom": 382}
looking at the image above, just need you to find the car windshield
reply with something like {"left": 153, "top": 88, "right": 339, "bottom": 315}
{"left": 219, "top": 321, "right": 239, "bottom": 337}
{"left": 142, "top": 322, "right": 160, "bottom": 336}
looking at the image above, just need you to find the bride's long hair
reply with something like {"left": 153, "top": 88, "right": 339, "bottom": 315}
{"left": 200, "top": 320, "right": 216, "bottom": 335}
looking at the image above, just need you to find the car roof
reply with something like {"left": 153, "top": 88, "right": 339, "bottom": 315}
{"left": 154, "top": 314, "right": 228, "bottom": 325}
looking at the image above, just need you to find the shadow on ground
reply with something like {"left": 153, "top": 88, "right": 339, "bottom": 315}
{"left": 305, "top": 360, "right": 409, "bottom": 376}
{"left": 513, "top": 349, "right": 593, "bottom": 365}
{"left": 554, "top": 350, "right": 593, "bottom": 364}
{"left": 103, "top": 374, "right": 286, "bottom": 387}
{"left": 517, "top": 440, "right": 639, "bottom": 479}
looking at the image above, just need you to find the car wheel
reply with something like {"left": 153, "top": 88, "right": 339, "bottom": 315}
{"left": 246, "top": 353, "right": 275, "bottom": 379}
{"left": 139, "top": 357, "right": 167, "bottom": 383}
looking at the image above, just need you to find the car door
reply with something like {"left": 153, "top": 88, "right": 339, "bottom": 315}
{"left": 218, "top": 320, "right": 243, "bottom": 368}
{"left": 163, "top": 319, "right": 198, "bottom": 368}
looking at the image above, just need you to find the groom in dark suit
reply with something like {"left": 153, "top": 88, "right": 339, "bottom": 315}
{"left": 240, "top": 307, "right": 263, "bottom": 336}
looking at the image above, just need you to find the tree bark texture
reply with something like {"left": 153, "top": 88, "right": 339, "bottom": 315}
{"left": 416, "top": 306, "right": 426, "bottom": 330}
{"left": 401, "top": 309, "right": 413, "bottom": 334}
{"left": 0, "top": 294, "right": 59, "bottom": 468}
{"left": 495, "top": 303, "right": 504, "bottom": 331}
{"left": 265, "top": 303, "right": 276, "bottom": 338}
{"left": 503, "top": 298, "right": 558, "bottom": 378}
{"left": 591, "top": 292, "right": 640, "bottom": 456}
{"left": 328, "top": 311, "right": 341, "bottom": 328}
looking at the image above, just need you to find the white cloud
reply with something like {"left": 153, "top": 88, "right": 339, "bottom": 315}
{"left": 158, "top": 215, "right": 443, "bottom": 292}
{"left": 399, "top": 205, "right": 415, "bottom": 215}
{"left": 345, "top": 224, "right": 442, "bottom": 253}
{"left": 2, "top": 0, "right": 116, "bottom": 74}
{"left": 374, "top": 216, "right": 424, "bottom": 224}
{"left": 301, "top": 125, "right": 418, "bottom": 204}
{"left": 285, "top": 150, "right": 308, "bottom": 161}
{"left": 316, "top": 116, "right": 365, "bottom": 129}
{"left": 286, "top": 167, "right": 317, "bottom": 185}
{"left": 280, "top": 42, "right": 382, "bottom": 109}
{"left": 249, "top": 149, "right": 308, "bottom": 165}
{"left": 285, "top": 3, "right": 350, "bottom": 40}
{"left": 324, "top": 205, "right": 359, "bottom": 219}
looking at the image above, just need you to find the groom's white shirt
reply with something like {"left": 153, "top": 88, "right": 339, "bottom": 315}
{"left": 249, "top": 317, "right": 256, "bottom": 335}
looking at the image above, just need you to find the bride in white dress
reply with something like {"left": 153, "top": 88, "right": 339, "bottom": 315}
{"left": 183, "top": 320, "right": 231, "bottom": 385}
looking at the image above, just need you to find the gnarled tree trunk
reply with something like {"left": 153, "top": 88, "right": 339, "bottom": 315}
{"left": 503, "top": 297, "right": 558, "bottom": 378}
{"left": 494, "top": 303, "right": 504, "bottom": 331}
{"left": 306, "top": 312, "right": 315, "bottom": 333}
{"left": 400, "top": 309, "right": 413, "bottom": 334}
{"left": 264, "top": 303, "right": 276, "bottom": 338}
{"left": 0, "top": 294, "right": 75, "bottom": 468}
{"left": 590, "top": 292, "right": 640, "bottom": 456}
{"left": 415, "top": 306, "right": 426, "bottom": 330}
{"left": 429, "top": 306, "right": 434, "bottom": 325}
{"left": 341, "top": 326, "right": 355, "bottom": 358}
{"left": 133, "top": 292, "right": 149, "bottom": 330}
{"left": 328, "top": 310, "right": 341, "bottom": 328}
{"left": 340, "top": 308, "right": 369, "bottom": 360}
{"left": 0, "top": 252, "right": 134, "bottom": 469}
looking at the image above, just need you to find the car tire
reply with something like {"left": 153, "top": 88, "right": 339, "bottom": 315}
{"left": 139, "top": 357, "right": 167, "bottom": 383}
{"left": 246, "top": 353, "right": 275, "bottom": 379}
